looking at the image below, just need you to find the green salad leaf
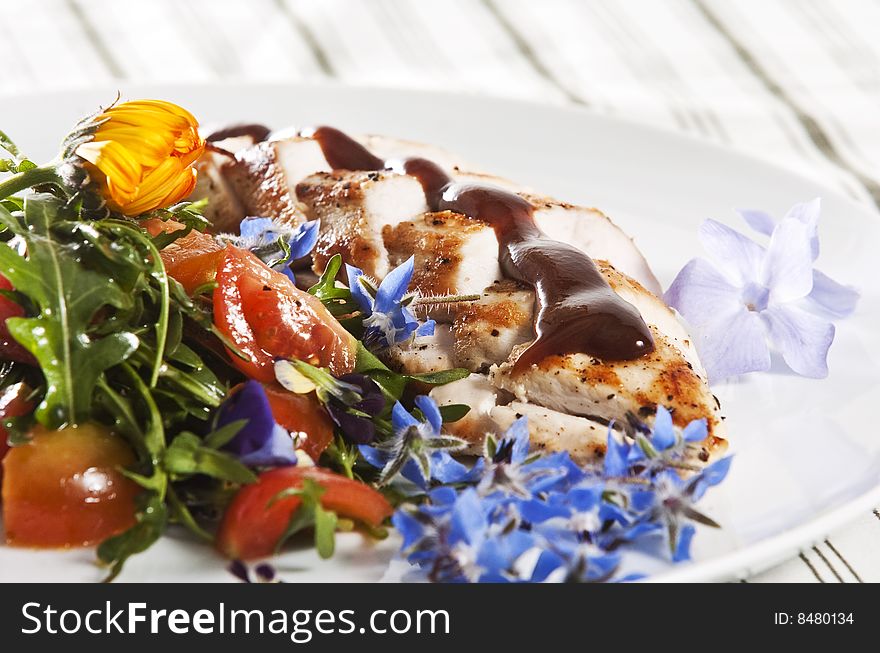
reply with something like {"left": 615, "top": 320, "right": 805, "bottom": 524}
{"left": 0, "top": 194, "right": 139, "bottom": 427}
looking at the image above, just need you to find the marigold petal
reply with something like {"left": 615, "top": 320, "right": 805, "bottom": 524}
{"left": 119, "top": 158, "right": 196, "bottom": 215}
{"left": 75, "top": 140, "right": 142, "bottom": 198}
{"left": 90, "top": 126, "right": 176, "bottom": 166}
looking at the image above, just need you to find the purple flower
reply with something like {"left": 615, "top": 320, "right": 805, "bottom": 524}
{"left": 346, "top": 257, "right": 435, "bottom": 347}
{"left": 216, "top": 381, "right": 297, "bottom": 467}
{"left": 325, "top": 373, "right": 386, "bottom": 444}
{"left": 665, "top": 199, "right": 858, "bottom": 381}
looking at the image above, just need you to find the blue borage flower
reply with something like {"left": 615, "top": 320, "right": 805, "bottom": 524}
{"left": 230, "top": 217, "right": 319, "bottom": 282}
{"left": 665, "top": 199, "right": 858, "bottom": 382}
{"left": 359, "top": 396, "right": 469, "bottom": 487}
{"left": 391, "top": 400, "right": 732, "bottom": 583}
{"left": 346, "top": 256, "right": 435, "bottom": 348}
{"left": 215, "top": 380, "right": 297, "bottom": 467}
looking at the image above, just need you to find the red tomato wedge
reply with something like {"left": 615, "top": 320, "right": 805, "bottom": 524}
{"left": 213, "top": 249, "right": 276, "bottom": 382}
{"left": 0, "top": 274, "right": 35, "bottom": 365}
{"left": 144, "top": 219, "right": 356, "bottom": 383}
{"left": 216, "top": 466, "right": 393, "bottom": 560}
{"left": 261, "top": 383, "right": 334, "bottom": 461}
{"left": 142, "top": 218, "right": 224, "bottom": 294}
{"left": 213, "top": 246, "right": 356, "bottom": 381}
{"left": 2, "top": 423, "right": 140, "bottom": 548}
{"left": 0, "top": 382, "right": 34, "bottom": 484}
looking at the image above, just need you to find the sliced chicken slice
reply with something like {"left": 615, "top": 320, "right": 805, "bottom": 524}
{"left": 384, "top": 211, "right": 502, "bottom": 301}
{"left": 296, "top": 170, "right": 428, "bottom": 279}
{"left": 202, "top": 133, "right": 456, "bottom": 233}
{"left": 531, "top": 201, "right": 661, "bottom": 295}
{"left": 429, "top": 373, "right": 503, "bottom": 454}
{"left": 491, "top": 402, "right": 609, "bottom": 465}
{"left": 492, "top": 401, "right": 723, "bottom": 466}
{"left": 383, "top": 325, "right": 456, "bottom": 375}
{"left": 490, "top": 325, "right": 726, "bottom": 446}
{"left": 191, "top": 131, "right": 259, "bottom": 233}
{"left": 451, "top": 279, "right": 534, "bottom": 372}
{"left": 221, "top": 137, "right": 327, "bottom": 226}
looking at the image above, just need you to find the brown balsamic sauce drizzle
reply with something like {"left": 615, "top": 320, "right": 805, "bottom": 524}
{"left": 304, "top": 126, "right": 655, "bottom": 372}
{"left": 206, "top": 123, "right": 272, "bottom": 144}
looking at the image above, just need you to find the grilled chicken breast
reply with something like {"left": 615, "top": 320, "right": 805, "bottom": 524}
{"left": 191, "top": 129, "right": 725, "bottom": 465}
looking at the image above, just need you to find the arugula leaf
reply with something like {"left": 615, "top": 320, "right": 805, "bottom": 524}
{"left": 163, "top": 432, "right": 257, "bottom": 484}
{"left": 322, "top": 433, "right": 361, "bottom": 480}
{"left": 354, "top": 341, "right": 469, "bottom": 401}
{"left": 167, "top": 486, "right": 212, "bottom": 542}
{"left": 308, "top": 254, "right": 360, "bottom": 317}
{"left": 409, "top": 369, "right": 471, "bottom": 385}
{"left": 272, "top": 479, "right": 338, "bottom": 559}
{"left": 97, "top": 494, "right": 168, "bottom": 582}
{"left": 0, "top": 195, "right": 139, "bottom": 427}
{"left": 438, "top": 404, "right": 471, "bottom": 423}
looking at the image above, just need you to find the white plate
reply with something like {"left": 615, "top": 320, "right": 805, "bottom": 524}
{"left": 0, "top": 83, "right": 877, "bottom": 583}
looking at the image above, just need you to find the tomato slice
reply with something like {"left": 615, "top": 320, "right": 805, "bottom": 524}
{"left": 262, "top": 383, "right": 334, "bottom": 461}
{"left": 0, "top": 275, "right": 35, "bottom": 365}
{"left": 0, "top": 382, "right": 34, "bottom": 484}
{"left": 213, "top": 248, "right": 277, "bottom": 382}
{"left": 2, "top": 423, "right": 140, "bottom": 548}
{"left": 213, "top": 246, "right": 356, "bottom": 382}
{"left": 146, "top": 220, "right": 356, "bottom": 382}
{"left": 142, "top": 218, "right": 224, "bottom": 294}
{"left": 216, "top": 466, "right": 392, "bottom": 560}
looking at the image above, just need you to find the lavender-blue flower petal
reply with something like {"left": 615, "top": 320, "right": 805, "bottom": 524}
{"left": 280, "top": 265, "right": 297, "bottom": 283}
{"left": 391, "top": 510, "right": 426, "bottom": 552}
{"left": 736, "top": 208, "right": 775, "bottom": 236}
{"left": 358, "top": 444, "right": 386, "bottom": 469}
{"left": 783, "top": 198, "right": 821, "bottom": 260}
{"left": 345, "top": 264, "right": 373, "bottom": 313}
{"left": 604, "top": 430, "right": 630, "bottom": 477}
{"left": 415, "top": 319, "right": 435, "bottom": 337}
{"left": 698, "top": 219, "right": 764, "bottom": 286}
{"left": 391, "top": 400, "right": 420, "bottom": 431}
{"left": 431, "top": 451, "right": 481, "bottom": 485}
{"left": 807, "top": 269, "right": 859, "bottom": 318}
{"left": 696, "top": 306, "right": 771, "bottom": 382}
{"left": 689, "top": 455, "right": 733, "bottom": 501}
{"left": 762, "top": 305, "right": 834, "bottom": 378}
{"left": 449, "top": 488, "right": 486, "bottom": 545}
{"left": 665, "top": 257, "right": 742, "bottom": 325}
{"left": 760, "top": 217, "right": 815, "bottom": 303}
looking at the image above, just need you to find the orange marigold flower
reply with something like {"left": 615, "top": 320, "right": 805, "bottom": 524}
{"left": 75, "top": 99, "right": 206, "bottom": 216}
